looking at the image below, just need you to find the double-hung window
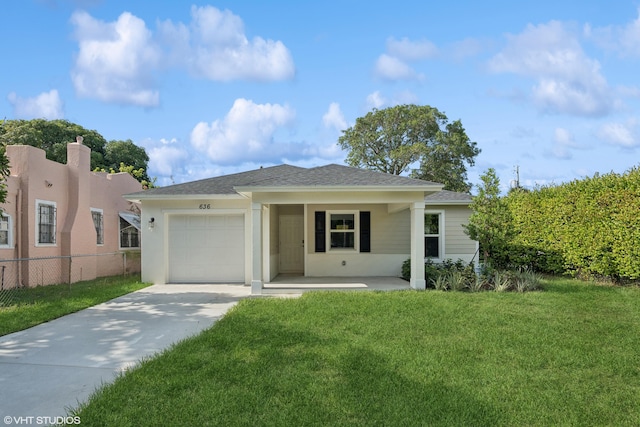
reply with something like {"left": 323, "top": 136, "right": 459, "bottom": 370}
{"left": 120, "top": 217, "right": 140, "bottom": 249}
{"left": 315, "top": 210, "right": 371, "bottom": 253}
{"left": 330, "top": 212, "right": 356, "bottom": 249}
{"left": 37, "top": 200, "right": 57, "bottom": 245}
{"left": 424, "top": 212, "right": 443, "bottom": 259}
{"left": 91, "top": 208, "right": 104, "bottom": 245}
{"left": 0, "top": 214, "right": 11, "bottom": 247}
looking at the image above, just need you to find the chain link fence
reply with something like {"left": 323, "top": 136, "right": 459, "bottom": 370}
{"left": 0, "top": 251, "right": 141, "bottom": 307}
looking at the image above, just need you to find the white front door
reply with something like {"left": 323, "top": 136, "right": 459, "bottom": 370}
{"left": 279, "top": 214, "right": 304, "bottom": 274}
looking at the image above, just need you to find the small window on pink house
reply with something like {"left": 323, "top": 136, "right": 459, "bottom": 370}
{"left": 36, "top": 200, "right": 57, "bottom": 245}
{"left": 91, "top": 208, "right": 104, "bottom": 245}
{"left": 0, "top": 214, "right": 11, "bottom": 247}
{"left": 119, "top": 212, "right": 140, "bottom": 249}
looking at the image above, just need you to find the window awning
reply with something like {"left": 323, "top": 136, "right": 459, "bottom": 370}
{"left": 119, "top": 211, "right": 141, "bottom": 231}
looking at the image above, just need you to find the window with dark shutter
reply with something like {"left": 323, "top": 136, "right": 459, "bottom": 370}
{"left": 315, "top": 211, "right": 326, "bottom": 252}
{"left": 360, "top": 211, "right": 370, "bottom": 253}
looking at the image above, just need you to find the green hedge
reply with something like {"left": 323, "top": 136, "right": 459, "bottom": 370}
{"left": 505, "top": 167, "right": 640, "bottom": 280}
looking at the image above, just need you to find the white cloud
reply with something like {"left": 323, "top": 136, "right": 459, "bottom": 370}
{"left": 374, "top": 36, "right": 434, "bottom": 82}
{"left": 159, "top": 5, "right": 295, "bottom": 81}
{"left": 585, "top": 8, "right": 640, "bottom": 57}
{"left": 374, "top": 54, "right": 423, "bottom": 81}
{"left": 448, "top": 37, "right": 486, "bottom": 61}
{"left": 596, "top": 120, "right": 638, "bottom": 148}
{"left": 554, "top": 128, "right": 577, "bottom": 147}
{"left": 70, "top": 11, "right": 161, "bottom": 107}
{"left": 142, "top": 99, "right": 346, "bottom": 185}
{"left": 488, "top": 21, "right": 614, "bottom": 117}
{"left": 7, "top": 89, "right": 64, "bottom": 119}
{"left": 148, "top": 145, "right": 189, "bottom": 178}
{"left": 190, "top": 98, "right": 302, "bottom": 164}
{"left": 363, "top": 90, "right": 418, "bottom": 111}
{"left": 617, "top": 85, "right": 640, "bottom": 98}
{"left": 548, "top": 127, "right": 592, "bottom": 160}
{"left": 549, "top": 127, "right": 578, "bottom": 159}
{"left": 390, "top": 90, "right": 419, "bottom": 105}
{"left": 386, "top": 37, "right": 438, "bottom": 61}
{"left": 365, "top": 91, "right": 386, "bottom": 110}
{"left": 69, "top": 6, "right": 295, "bottom": 108}
{"left": 322, "top": 102, "right": 347, "bottom": 132}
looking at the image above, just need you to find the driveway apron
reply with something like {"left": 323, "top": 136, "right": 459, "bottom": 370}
{"left": 0, "top": 284, "right": 251, "bottom": 420}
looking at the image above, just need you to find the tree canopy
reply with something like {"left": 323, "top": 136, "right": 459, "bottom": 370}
{"left": 0, "top": 145, "right": 10, "bottom": 204}
{"left": 337, "top": 104, "right": 479, "bottom": 193}
{"left": 463, "top": 168, "right": 514, "bottom": 268}
{"left": 0, "top": 119, "right": 153, "bottom": 187}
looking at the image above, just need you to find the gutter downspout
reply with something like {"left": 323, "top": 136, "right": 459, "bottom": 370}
{"left": 16, "top": 187, "right": 22, "bottom": 287}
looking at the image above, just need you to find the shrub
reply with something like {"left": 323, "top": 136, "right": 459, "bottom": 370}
{"left": 448, "top": 271, "right": 467, "bottom": 291}
{"left": 401, "top": 258, "right": 411, "bottom": 281}
{"left": 492, "top": 271, "right": 512, "bottom": 292}
{"left": 401, "top": 258, "right": 541, "bottom": 293}
{"left": 505, "top": 166, "right": 640, "bottom": 281}
{"left": 431, "top": 275, "right": 448, "bottom": 291}
{"left": 514, "top": 269, "right": 543, "bottom": 292}
{"left": 468, "top": 275, "right": 487, "bottom": 292}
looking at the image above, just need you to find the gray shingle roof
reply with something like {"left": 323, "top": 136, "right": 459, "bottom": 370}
{"left": 425, "top": 190, "right": 472, "bottom": 204}
{"left": 237, "top": 164, "right": 441, "bottom": 188}
{"left": 126, "top": 163, "right": 441, "bottom": 199}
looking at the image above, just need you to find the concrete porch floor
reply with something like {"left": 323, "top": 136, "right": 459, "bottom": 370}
{"left": 262, "top": 275, "right": 411, "bottom": 294}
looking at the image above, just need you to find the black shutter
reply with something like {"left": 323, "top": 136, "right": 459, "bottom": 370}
{"left": 315, "top": 211, "right": 326, "bottom": 252}
{"left": 360, "top": 211, "right": 370, "bottom": 253}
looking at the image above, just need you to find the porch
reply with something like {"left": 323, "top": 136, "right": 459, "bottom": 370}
{"left": 262, "top": 275, "right": 411, "bottom": 294}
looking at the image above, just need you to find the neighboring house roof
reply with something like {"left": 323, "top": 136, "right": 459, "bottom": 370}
{"left": 126, "top": 164, "right": 444, "bottom": 200}
{"left": 425, "top": 190, "right": 473, "bottom": 205}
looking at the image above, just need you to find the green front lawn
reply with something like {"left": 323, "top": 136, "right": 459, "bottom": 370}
{"left": 73, "top": 277, "right": 640, "bottom": 426}
{"left": 0, "top": 275, "right": 150, "bottom": 336}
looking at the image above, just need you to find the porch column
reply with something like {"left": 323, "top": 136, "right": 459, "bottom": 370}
{"left": 410, "top": 201, "right": 426, "bottom": 289}
{"left": 251, "top": 202, "right": 263, "bottom": 294}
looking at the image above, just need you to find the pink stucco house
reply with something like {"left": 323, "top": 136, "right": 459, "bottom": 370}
{"left": 0, "top": 137, "right": 143, "bottom": 288}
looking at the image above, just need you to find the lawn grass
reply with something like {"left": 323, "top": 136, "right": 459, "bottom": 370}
{"left": 0, "top": 275, "right": 150, "bottom": 336}
{"left": 74, "top": 277, "right": 640, "bottom": 426}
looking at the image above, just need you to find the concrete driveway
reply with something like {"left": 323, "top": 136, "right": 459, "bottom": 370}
{"left": 0, "top": 284, "right": 252, "bottom": 421}
{"left": 0, "top": 277, "right": 408, "bottom": 422}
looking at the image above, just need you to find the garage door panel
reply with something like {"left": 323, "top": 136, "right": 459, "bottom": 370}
{"left": 168, "top": 214, "right": 245, "bottom": 283}
{"left": 206, "top": 215, "right": 227, "bottom": 227}
{"left": 225, "top": 215, "right": 244, "bottom": 227}
{"left": 190, "top": 232, "right": 208, "bottom": 248}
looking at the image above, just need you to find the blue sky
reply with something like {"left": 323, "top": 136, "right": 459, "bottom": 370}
{"left": 3, "top": 1, "right": 640, "bottom": 190}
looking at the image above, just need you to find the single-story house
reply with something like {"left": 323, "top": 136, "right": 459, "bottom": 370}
{"left": 0, "top": 138, "right": 143, "bottom": 287}
{"left": 125, "top": 164, "right": 478, "bottom": 294}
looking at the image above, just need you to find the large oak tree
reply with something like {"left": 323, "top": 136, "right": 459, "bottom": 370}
{"left": 337, "top": 104, "right": 479, "bottom": 192}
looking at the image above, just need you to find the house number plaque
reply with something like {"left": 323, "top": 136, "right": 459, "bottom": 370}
{"left": 199, "top": 204, "right": 211, "bottom": 209}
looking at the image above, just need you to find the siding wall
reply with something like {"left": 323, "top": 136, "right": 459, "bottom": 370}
{"left": 307, "top": 204, "right": 410, "bottom": 255}
{"left": 304, "top": 204, "right": 410, "bottom": 277}
{"left": 426, "top": 204, "right": 477, "bottom": 263}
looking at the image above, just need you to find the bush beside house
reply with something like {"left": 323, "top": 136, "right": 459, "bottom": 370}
{"left": 505, "top": 167, "right": 640, "bottom": 282}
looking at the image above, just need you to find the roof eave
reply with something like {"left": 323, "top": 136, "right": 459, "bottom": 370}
{"left": 425, "top": 200, "right": 472, "bottom": 205}
{"left": 124, "top": 193, "right": 245, "bottom": 202}
{"left": 234, "top": 185, "right": 443, "bottom": 193}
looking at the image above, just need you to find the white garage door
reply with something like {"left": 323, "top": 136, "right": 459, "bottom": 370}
{"left": 168, "top": 214, "right": 245, "bottom": 283}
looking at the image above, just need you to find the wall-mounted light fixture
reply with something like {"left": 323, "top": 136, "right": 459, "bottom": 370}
{"left": 148, "top": 217, "right": 155, "bottom": 230}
